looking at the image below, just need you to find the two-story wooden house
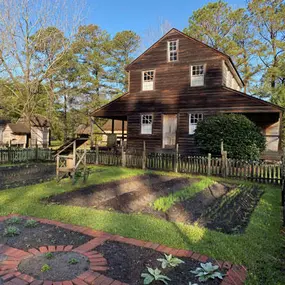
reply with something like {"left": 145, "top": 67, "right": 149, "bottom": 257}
{"left": 92, "top": 28, "right": 283, "bottom": 158}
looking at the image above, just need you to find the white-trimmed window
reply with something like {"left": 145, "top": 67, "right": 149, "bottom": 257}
{"left": 142, "top": 70, "right": 154, "bottom": 91}
{"left": 190, "top": 65, "right": 205, "bottom": 86}
{"left": 141, "top": 114, "right": 153, "bottom": 134}
{"left": 167, "top": 40, "right": 178, "bottom": 62}
{"left": 189, "top": 113, "right": 203, "bottom": 135}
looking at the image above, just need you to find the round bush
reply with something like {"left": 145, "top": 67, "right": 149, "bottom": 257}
{"left": 194, "top": 114, "right": 266, "bottom": 160}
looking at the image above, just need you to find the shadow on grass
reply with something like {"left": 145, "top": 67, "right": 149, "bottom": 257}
{"left": 0, "top": 166, "right": 284, "bottom": 285}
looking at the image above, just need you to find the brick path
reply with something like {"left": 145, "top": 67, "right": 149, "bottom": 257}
{"left": 0, "top": 215, "right": 247, "bottom": 285}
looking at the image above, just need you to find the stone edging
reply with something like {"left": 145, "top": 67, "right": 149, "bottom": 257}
{"left": 0, "top": 214, "right": 247, "bottom": 285}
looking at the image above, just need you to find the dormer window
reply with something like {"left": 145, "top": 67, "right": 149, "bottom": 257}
{"left": 142, "top": 70, "right": 154, "bottom": 91}
{"left": 190, "top": 64, "right": 205, "bottom": 86}
{"left": 167, "top": 40, "right": 178, "bottom": 62}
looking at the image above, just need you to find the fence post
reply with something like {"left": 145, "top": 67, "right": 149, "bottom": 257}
{"left": 207, "top": 153, "right": 211, "bottom": 176}
{"left": 8, "top": 146, "right": 11, "bottom": 163}
{"left": 35, "top": 141, "right": 38, "bottom": 162}
{"left": 174, "top": 144, "right": 179, "bottom": 173}
{"left": 221, "top": 151, "right": 228, "bottom": 177}
{"left": 95, "top": 144, "right": 99, "bottom": 165}
{"left": 122, "top": 144, "right": 126, "bottom": 167}
{"left": 142, "top": 141, "right": 146, "bottom": 170}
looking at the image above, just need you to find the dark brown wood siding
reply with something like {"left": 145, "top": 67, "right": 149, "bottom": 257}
{"left": 129, "top": 30, "right": 224, "bottom": 93}
{"left": 127, "top": 113, "right": 163, "bottom": 152}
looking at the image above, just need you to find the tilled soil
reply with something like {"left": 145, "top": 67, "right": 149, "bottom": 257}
{"left": 46, "top": 174, "right": 198, "bottom": 212}
{"left": 0, "top": 163, "right": 56, "bottom": 190}
{"left": 165, "top": 184, "right": 263, "bottom": 234}
{"left": 96, "top": 241, "right": 223, "bottom": 285}
{"left": 165, "top": 182, "right": 235, "bottom": 223}
{"left": 18, "top": 251, "right": 89, "bottom": 281}
{"left": 0, "top": 218, "right": 92, "bottom": 250}
{"left": 199, "top": 186, "right": 264, "bottom": 234}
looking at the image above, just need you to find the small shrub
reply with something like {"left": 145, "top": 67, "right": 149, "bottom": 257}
{"left": 194, "top": 114, "right": 266, "bottom": 160}
{"left": 41, "top": 264, "right": 51, "bottom": 272}
{"left": 141, "top": 267, "right": 171, "bottom": 284}
{"left": 4, "top": 226, "right": 20, "bottom": 237}
{"left": 44, "top": 252, "right": 54, "bottom": 259}
{"left": 191, "top": 262, "right": 224, "bottom": 282}
{"left": 157, "top": 254, "right": 184, "bottom": 269}
{"left": 6, "top": 217, "right": 22, "bottom": 225}
{"left": 68, "top": 258, "right": 79, "bottom": 265}
{"left": 24, "top": 219, "right": 38, "bottom": 228}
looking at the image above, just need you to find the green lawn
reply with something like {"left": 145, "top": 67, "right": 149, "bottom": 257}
{"left": 0, "top": 166, "right": 284, "bottom": 285}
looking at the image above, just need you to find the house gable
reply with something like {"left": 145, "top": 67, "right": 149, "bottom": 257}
{"left": 126, "top": 28, "right": 243, "bottom": 92}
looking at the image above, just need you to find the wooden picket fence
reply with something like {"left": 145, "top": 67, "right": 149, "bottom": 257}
{"left": 0, "top": 147, "right": 282, "bottom": 184}
{"left": 0, "top": 148, "right": 54, "bottom": 164}
{"left": 84, "top": 148, "right": 282, "bottom": 185}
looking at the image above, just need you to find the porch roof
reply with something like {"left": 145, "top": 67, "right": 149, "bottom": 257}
{"left": 92, "top": 87, "right": 283, "bottom": 119}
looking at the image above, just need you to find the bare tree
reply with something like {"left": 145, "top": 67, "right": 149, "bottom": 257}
{"left": 142, "top": 18, "right": 172, "bottom": 51}
{"left": 0, "top": 0, "right": 84, "bottom": 123}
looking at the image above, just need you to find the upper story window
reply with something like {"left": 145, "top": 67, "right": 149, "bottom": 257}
{"left": 142, "top": 70, "right": 154, "bottom": 91}
{"left": 141, "top": 114, "right": 153, "bottom": 134}
{"left": 189, "top": 113, "right": 203, "bottom": 135}
{"left": 167, "top": 40, "right": 178, "bottom": 62}
{"left": 190, "top": 65, "right": 205, "bottom": 86}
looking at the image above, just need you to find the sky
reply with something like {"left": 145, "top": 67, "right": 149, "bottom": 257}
{"left": 85, "top": 0, "right": 247, "bottom": 38}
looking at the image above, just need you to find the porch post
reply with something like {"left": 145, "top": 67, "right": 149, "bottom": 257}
{"left": 122, "top": 120, "right": 125, "bottom": 141}
{"left": 278, "top": 111, "right": 283, "bottom": 151}
{"left": 111, "top": 119, "right": 115, "bottom": 134}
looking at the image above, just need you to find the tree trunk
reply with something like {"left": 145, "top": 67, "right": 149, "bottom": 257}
{"left": 63, "top": 94, "right": 68, "bottom": 142}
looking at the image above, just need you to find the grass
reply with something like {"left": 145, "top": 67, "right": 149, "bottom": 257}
{"left": 0, "top": 165, "right": 283, "bottom": 285}
{"left": 153, "top": 177, "right": 214, "bottom": 211}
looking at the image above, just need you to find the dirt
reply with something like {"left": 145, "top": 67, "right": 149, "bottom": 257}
{"left": 164, "top": 183, "right": 263, "bottom": 234}
{"left": 0, "top": 163, "right": 56, "bottom": 190}
{"left": 96, "top": 241, "right": 223, "bottom": 285}
{"left": 165, "top": 182, "right": 235, "bottom": 223}
{"left": 199, "top": 186, "right": 264, "bottom": 234}
{"left": 18, "top": 251, "right": 89, "bottom": 281}
{"left": 0, "top": 218, "right": 92, "bottom": 251}
{"left": 45, "top": 174, "right": 199, "bottom": 212}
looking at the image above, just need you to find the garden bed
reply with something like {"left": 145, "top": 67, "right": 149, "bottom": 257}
{"left": 46, "top": 173, "right": 263, "bottom": 234}
{"left": 46, "top": 174, "right": 198, "bottom": 211}
{"left": 165, "top": 184, "right": 264, "bottom": 234}
{"left": 0, "top": 163, "right": 56, "bottom": 190}
{"left": 18, "top": 251, "right": 89, "bottom": 280}
{"left": 96, "top": 240, "right": 223, "bottom": 285}
{"left": 0, "top": 217, "right": 92, "bottom": 250}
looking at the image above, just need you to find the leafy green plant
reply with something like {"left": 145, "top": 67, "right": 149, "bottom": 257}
{"left": 7, "top": 217, "right": 21, "bottom": 225}
{"left": 68, "top": 258, "right": 79, "bottom": 265}
{"left": 44, "top": 252, "right": 54, "bottom": 259}
{"left": 194, "top": 114, "right": 266, "bottom": 160}
{"left": 141, "top": 267, "right": 171, "bottom": 284}
{"left": 191, "top": 262, "right": 224, "bottom": 282}
{"left": 41, "top": 264, "right": 51, "bottom": 272}
{"left": 157, "top": 254, "right": 185, "bottom": 269}
{"left": 4, "top": 226, "right": 20, "bottom": 237}
{"left": 24, "top": 219, "right": 38, "bottom": 228}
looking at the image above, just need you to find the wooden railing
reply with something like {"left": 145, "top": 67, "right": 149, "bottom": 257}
{"left": 0, "top": 148, "right": 54, "bottom": 164}
{"left": 83, "top": 148, "right": 282, "bottom": 185}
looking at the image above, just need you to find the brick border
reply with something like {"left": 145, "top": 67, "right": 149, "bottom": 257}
{"left": 0, "top": 215, "right": 247, "bottom": 285}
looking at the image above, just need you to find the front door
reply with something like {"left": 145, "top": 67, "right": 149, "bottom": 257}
{"left": 162, "top": 114, "right": 177, "bottom": 148}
